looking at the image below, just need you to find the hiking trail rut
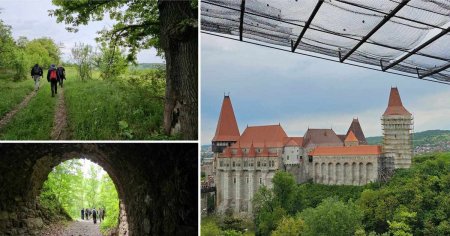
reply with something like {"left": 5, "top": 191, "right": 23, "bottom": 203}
{"left": 51, "top": 88, "right": 69, "bottom": 140}
{"left": 0, "top": 91, "right": 36, "bottom": 130}
{"left": 42, "top": 220, "right": 102, "bottom": 236}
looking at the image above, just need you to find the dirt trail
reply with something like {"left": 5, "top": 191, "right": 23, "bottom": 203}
{"left": 0, "top": 91, "right": 36, "bottom": 130}
{"left": 42, "top": 220, "right": 102, "bottom": 236}
{"left": 51, "top": 88, "right": 69, "bottom": 140}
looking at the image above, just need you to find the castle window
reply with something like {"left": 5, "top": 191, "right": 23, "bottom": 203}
{"left": 232, "top": 161, "right": 235, "bottom": 167}
{"left": 308, "top": 156, "right": 313, "bottom": 162}
{"left": 220, "top": 161, "right": 223, "bottom": 167}
{"left": 259, "top": 178, "right": 262, "bottom": 184}
{"left": 246, "top": 177, "right": 249, "bottom": 183}
{"left": 257, "top": 161, "right": 260, "bottom": 167}
{"left": 233, "top": 178, "right": 236, "bottom": 184}
{"left": 287, "top": 156, "right": 289, "bottom": 160}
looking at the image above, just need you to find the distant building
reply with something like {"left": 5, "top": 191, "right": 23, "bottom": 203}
{"left": 212, "top": 88, "right": 413, "bottom": 215}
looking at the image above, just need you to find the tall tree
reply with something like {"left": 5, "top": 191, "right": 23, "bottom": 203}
{"left": 50, "top": 0, "right": 198, "bottom": 139}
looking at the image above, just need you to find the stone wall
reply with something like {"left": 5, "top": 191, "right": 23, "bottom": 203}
{"left": 0, "top": 143, "right": 197, "bottom": 236}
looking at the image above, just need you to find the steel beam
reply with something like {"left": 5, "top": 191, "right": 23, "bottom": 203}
{"left": 291, "top": 0, "right": 324, "bottom": 52}
{"left": 419, "top": 62, "right": 450, "bottom": 79}
{"left": 339, "top": 0, "right": 409, "bottom": 62}
{"left": 239, "top": 0, "right": 246, "bottom": 41}
{"left": 383, "top": 26, "right": 450, "bottom": 71}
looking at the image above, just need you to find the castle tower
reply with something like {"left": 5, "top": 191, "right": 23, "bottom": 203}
{"left": 212, "top": 95, "right": 240, "bottom": 154}
{"left": 381, "top": 87, "right": 413, "bottom": 173}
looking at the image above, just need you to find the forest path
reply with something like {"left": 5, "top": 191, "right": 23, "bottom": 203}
{"left": 43, "top": 220, "right": 102, "bottom": 236}
{"left": 0, "top": 90, "right": 36, "bottom": 130}
{"left": 51, "top": 87, "right": 69, "bottom": 140}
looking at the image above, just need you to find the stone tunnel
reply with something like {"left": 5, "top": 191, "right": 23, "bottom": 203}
{"left": 0, "top": 143, "right": 197, "bottom": 235}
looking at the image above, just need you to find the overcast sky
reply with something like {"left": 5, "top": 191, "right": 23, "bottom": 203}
{"left": 0, "top": 0, "right": 163, "bottom": 64}
{"left": 201, "top": 34, "right": 450, "bottom": 144}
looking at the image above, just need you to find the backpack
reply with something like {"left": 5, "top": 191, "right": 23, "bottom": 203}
{"left": 33, "top": 66, "right": 40, "bottom": 75}
{"left": 50, "top": 69, "right": 57, "bottom": 80}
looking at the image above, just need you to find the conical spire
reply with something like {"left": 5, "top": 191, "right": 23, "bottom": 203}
{"left": 383, "top": 87, "right": 411, "bottom": 116}
{"left": 212, "top": 95, "right": 240, "bottom": 142}
{"left": 261, "top": 140, "right": 269, "bottom": 156}
{"left": 235, "top": 141, "right": 243, "bottom": 157}
{"left": 346, "top": 118, "right": 367, "bottom": 144}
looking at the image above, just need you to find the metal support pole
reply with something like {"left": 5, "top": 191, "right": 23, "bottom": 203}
{"left": 340, "top": 0, "right": 409, "bottom": 62}
{"left": 239, "top": 0, "right": 246, "bottom": 41}
{"left": 291, "top": 0, "right": 324, "bottom": 52}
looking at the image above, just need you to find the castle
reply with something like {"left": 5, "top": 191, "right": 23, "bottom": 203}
{"left": 211, "top": 88, "right": 413, "bottom": 214}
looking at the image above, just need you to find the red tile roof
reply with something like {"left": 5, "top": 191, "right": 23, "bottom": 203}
{"left": 346, "top": 118, "right": 367, "bottom": 144}
{"left": 309, "top": 145, "right": 382, "bottom": 156}
{"left": 213, "top": 96, "right": 240, "bottom": 142}
{"left": 234, "top": 124, "right": 288, "bottom": 148}
{"left": 344, "top": 131, "right": 358, "bottom": 142}
{"left": 284, "top": 137, "right": 304, "bottom": 146}
{"left": 383, "top": 87, "right": 411, "bottom": 116}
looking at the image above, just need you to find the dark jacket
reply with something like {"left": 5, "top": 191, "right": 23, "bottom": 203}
{"left": 57, "top": 67, "right": 66, "bottom": 79}
{"left": 31, "top": 65, "right": 43, "bottom": 76}
{"left": 47, "top": 67, "right": 61, "bottom": 82}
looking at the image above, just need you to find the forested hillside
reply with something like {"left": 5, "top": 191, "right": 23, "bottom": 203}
{"left": 202, "top": 152, "right": 450, "bottom": 236}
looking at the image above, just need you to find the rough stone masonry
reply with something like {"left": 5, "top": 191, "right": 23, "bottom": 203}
{"left": 0, "top": 143, "right": 197, "bottom": 236}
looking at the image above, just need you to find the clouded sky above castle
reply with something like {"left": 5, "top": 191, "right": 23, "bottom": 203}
{"left": 202, "top": 34, "right": 450, "bottom": 144}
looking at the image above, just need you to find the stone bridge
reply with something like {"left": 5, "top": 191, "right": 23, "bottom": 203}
{"left": 0, "top": 143, "right": 197, "bottom": 235}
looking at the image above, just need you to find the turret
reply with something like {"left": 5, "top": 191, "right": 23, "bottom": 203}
{"left": 382, "top": 87, "right": 413, "bottom": 171}
{"left": 212, "top": 95, "right": 240, "bottom": 153}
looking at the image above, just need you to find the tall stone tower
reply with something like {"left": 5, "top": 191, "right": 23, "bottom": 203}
{"left": 212, "top": 95, "right": 240, "bottom": 212}
{"left": 381, "top": 87, "right": 413, "bottom": 176}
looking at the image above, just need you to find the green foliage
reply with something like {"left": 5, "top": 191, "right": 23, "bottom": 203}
{"left": 0, "top": 19, "right": 16, "bottom": 68}
{"left": 300, "top": 197, "right": 363, "bottom": 236}
{"left": 40, "top": 159, "right": 120, "bottom": 233}
{"left": 99, "top": 175, "right": 120, "bottom": 234}
{"left": 95, "top": 41, "right": 128, "bottom": 80}
{"left": 358, "top": 152, "right": 450, "bottom": 235}
{"left": 71, "top": 43, "right": 94, "bottom": 80}
{"left": 271, "top": 215, "right": 304, "bottom": 236}
{"left": 50, "top": 0, "right": 162, "bottom": 60}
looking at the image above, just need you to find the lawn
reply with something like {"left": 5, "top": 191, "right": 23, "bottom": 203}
{"left": 0, "top": 81, "right": 57, "bottom": 140}
{"left": 63, "top": 67, "right": 166, "bottom": 140}
{"left": 0, "top": 69, "right": 34, "bottom": 118}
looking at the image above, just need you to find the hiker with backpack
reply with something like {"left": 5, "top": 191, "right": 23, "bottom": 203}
{"left": 47, "top": 64, "right": 60, "bottom": 97}
{"left": 30, "top": 64, "right": 43, "bottom": 91}
{"left": 92, "top": 208, "right": 98, "bottom": 224}
{"left": 57, "top": 65, "right": 66, "bottom": 88}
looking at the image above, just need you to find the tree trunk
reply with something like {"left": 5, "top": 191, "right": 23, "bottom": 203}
{"left": 158, "top": 0, "right": 198, "bottom": 140}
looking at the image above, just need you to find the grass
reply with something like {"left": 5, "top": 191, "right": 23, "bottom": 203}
{"left": 0, "top": 70, "right": 34, "bottom": 117}
{"left": 0, "top": 81, "right": 57, "bottom": 139}
{"left": 63, "top": 67, "right": 166, "bottom": 140}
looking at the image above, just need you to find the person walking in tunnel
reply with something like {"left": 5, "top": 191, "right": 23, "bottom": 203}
{"left": 98, "top": 208, "right": 103, "bottom": 223}
{"left": 81, "top": 208, "right": 85, "bottom": 220}
{"left": 92, "top": 208, "right": 97, "bottom": 224}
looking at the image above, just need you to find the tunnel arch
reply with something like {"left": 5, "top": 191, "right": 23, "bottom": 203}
{"left": 0, "top": 143, "right": 197, "bottom": 236}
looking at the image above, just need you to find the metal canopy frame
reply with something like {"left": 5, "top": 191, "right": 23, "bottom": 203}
{"left": 339, "top": 0, "right": 409, "bottom": 62}
{"left": 201, "top": 0, "right": 450, "bottom": 85}
{"left": 382, "top": 26, "right": 450, "bottom": 72}
{"left": 291, "top": 0, "right": 324, "bottom": 52}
